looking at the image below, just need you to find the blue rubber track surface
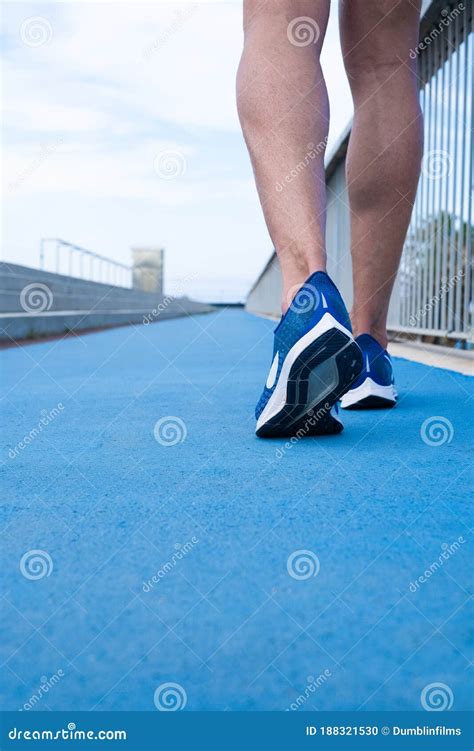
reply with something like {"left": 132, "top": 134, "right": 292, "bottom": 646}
{"left": 1, "top": 309, "right": 472, "bottom": 712}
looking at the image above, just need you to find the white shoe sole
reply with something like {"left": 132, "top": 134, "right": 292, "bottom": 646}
{"left": 256, "top": 313, "right": 362, "bottom": 436}
{"left": 340, "top": 377, "right": 397, "bottom": 409}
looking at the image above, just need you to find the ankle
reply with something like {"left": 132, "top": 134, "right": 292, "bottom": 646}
{"left": 281, "top": 261, "right": 327, "bottom": 313}
{"left": 351, "top": 316, "right": 388, "bottom": 349}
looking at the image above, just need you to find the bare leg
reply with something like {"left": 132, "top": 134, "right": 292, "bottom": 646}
{"left": 340, "top": 0, "right": 423, "bottom": 348}
{"left": 237, "top": 0, "right": 331, "bottom": 312}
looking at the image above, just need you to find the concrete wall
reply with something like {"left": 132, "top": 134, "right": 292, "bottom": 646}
{"left": 245, "top": 256, "right": 282, "bottom": 319}
{"left": 0, "top": 262, "right": 214, "bottom": 342}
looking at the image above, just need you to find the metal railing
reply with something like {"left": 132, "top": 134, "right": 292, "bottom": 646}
{"left": 40, "top": 238, "right": 132, "bottom": 288}
{"left": 392, "top": 1, "right": 473, "bottom": 341}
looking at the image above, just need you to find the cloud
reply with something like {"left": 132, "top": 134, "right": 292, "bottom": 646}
{"left": 2, "top": 1, "right": 353, "bottom": 300}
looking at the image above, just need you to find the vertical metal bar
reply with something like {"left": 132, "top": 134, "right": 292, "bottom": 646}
{"left": 427, "top": 35, "right": 439, "bottom": 332}
{"left": 413, "top": 53, "right": 424, "bottom": 332}
{"left": 421, "top": 44, "right": 432, "bottom": 332}
{"left": 431, "top": 37, "right": 446, "bottom": 329}
{"left": 420, "top": 48, "right": 429, "bottom": 329}
{"left": 455, "top": 15, "right": 468, "bottom": 335}
{"left": 462, "top": 12, "right": 473, "bottom": 340}
{"left": 423, "top": 37, "right": 434, "bottom": 332}
{"left": 435, "top": 31, "right": 446, "bottom": 334}
{"left": 407, "top": 40, "right": 423, "bottom": 330}
{"left": 452, "top": 10, "right": 462, "bottom": 334}
{"left": 447, "top": 15, "right": 459, "bottom": 334}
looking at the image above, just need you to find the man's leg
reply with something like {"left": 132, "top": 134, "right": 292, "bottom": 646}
{"left": 340, "top": 0, "right": 423, "bottom": 348}
{"left": 237, "top": 0, "right": 330, "bottom": 312}
{"left": 238, "top": 0, "right": 364, "bottom": 437}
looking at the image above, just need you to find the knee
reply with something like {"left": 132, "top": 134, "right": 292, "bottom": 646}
{"left": 344, "top": 48, "right": 406, "bottom": 82}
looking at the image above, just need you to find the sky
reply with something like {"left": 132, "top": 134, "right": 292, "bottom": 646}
{"left": 2, "top": 0, "right": 354, "bottom": 302}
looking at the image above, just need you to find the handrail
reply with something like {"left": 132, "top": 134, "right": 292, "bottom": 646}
{"left": 40, "top": 238, "right": 132, "bottom": 288}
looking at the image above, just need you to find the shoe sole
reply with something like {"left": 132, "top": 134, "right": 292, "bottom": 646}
{"left": 340, "top": 377, "right": 397, "bottom": 410}
{"left": 256, "top": 314, "right": 363, "bottom": 438}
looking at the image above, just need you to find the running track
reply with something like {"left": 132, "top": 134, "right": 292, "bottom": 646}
{"left": 1, "top": 309, "right": 472, "bottom": 711}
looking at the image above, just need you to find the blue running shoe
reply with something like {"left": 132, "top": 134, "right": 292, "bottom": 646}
{"left": 255, "top": 271, "right": 363, "bottom": 437}
{"left": 340, "top": 333, "right": 397, "bottom": 409}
